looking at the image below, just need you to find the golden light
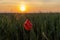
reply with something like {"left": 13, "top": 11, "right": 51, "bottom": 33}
{"left": 20, "top": 4, "right": 26, "bottom": 12}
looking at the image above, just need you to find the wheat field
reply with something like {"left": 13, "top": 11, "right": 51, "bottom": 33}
{"left": 0, "top": 13, "right": 60, "bottom": 40}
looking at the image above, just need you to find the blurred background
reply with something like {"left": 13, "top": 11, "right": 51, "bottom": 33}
{"left": 0, "top": 0, "right": 60, "bottom": 13}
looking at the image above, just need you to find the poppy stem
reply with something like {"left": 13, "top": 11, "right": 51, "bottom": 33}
{"left": 27, "top": 31, "right": 30, "bottom": 40}
{"left": 25, "top": 29, "right": 30, "bottom": 40}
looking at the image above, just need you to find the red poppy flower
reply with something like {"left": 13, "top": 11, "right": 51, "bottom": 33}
{"left": 23, "top": 19, "right": 32, "bottom": 31}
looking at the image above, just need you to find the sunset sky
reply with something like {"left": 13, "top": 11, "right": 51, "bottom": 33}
{"left": 0, "top": 0, "right": 60, "bottom": 13}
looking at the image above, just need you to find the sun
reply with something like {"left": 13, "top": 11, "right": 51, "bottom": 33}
{"left": 20, "top": 4, "right": 26, "bottom": 12}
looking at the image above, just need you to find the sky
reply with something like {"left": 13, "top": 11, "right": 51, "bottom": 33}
{"left": 0, "top": 0, "right": 60, "bottom": 13}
